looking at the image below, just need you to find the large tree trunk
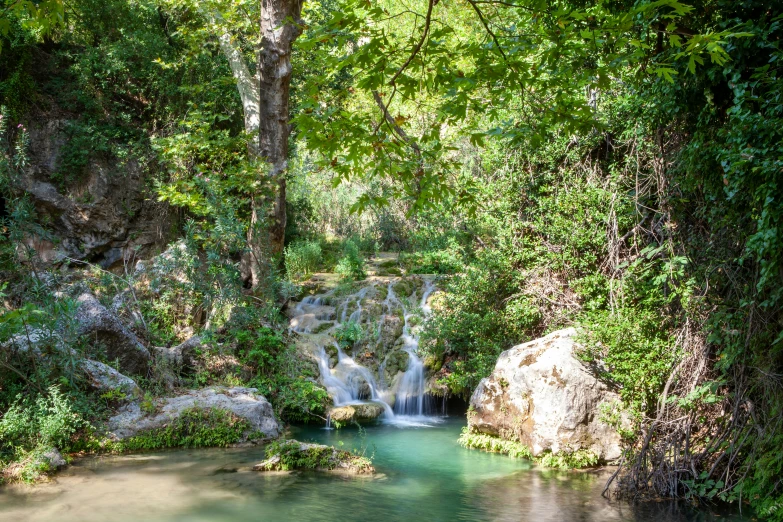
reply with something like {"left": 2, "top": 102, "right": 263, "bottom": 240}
{"left": 247, "top": 0, "right": 303, "bottom": 287}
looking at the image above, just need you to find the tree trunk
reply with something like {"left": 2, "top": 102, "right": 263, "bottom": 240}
{"left": 247, "top": 0, "right": 303, "bottom": 287}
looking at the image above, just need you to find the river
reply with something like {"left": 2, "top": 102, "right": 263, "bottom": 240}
{"left": 0, "top": 417, "right": 751, "bottom": 521}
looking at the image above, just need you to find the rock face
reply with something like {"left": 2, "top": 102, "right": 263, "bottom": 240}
{"left": 469, "top": 328, "right": 624, "bottom": 461}
{"left": 22, "top": 119, "right": 176, "bottom": 267}
{"left": 107, "top": 387, "right": 279, "bottom": 441}
{"left": 328, "top": 402, "right": 385, "bottom": 424}
{"left": 75, "top": 292, "right": 151, "bottom": 376}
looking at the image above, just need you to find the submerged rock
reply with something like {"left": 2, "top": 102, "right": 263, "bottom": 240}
{"left": 469, "top": 328, "right": 626, "bottom": 462}
{"left": 107, "top": 387, "right": 279, "bottom": 441}
{"left": 254, "top": 440, "right": 374, "bottom": 474}
{"left": 328, "top": 402, "right": 385, "bottom": 424}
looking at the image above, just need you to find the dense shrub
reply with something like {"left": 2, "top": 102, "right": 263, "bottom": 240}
{"left": 285, "top": 240, "right": 323, "bottom": 281}
{"left": 335, "top": 239, "right": 366, "bottom": 281}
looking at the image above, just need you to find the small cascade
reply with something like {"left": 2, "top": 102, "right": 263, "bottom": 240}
{"left": 393, "top": 279, "right": 438, "bottom": 417}
{"left": 291, "top": 276, "right": 444, "bottom": 427}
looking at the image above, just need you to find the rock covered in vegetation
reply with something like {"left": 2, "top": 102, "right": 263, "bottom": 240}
{"left": 253, "top": 440, "right": 374, "bottom": 474}
{"left": 75, "top": 292, "right": 151, "bottom": 375}
{"left": 328, "top": 402, "right": 385, "bottom": 424}
{"left": 469, "top": 328, "right": 625, "bottom": 461}
{"left": 107, "top": 387, "right": 279, "bottom": 441}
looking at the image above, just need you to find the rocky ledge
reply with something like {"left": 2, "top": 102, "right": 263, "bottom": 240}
{"left": 328, "top": 402, "right": 386, "bottom": 424}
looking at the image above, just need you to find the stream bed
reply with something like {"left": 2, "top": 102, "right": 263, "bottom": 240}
{"left": 0, "top": 417, "right": 751, "bottom": 521}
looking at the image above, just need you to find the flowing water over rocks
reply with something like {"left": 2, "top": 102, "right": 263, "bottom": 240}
{"left": 288, "top": 268, "right": 444, "bottom": 427}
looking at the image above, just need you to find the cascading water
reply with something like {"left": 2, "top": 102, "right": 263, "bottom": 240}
{"left": 393, "top": 279, "right": 438, "bottom": 417}
{"left": 291, "top": 276, "right": 443, "bottom": 426}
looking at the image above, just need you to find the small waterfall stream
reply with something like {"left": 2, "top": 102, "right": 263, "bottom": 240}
{"left": 292, "top": 276, "right": 443, "bottom": 426}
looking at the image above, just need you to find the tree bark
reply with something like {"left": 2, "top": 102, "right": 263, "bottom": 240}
{"left": 246, "top": 0, "right": 303, "bottom": 287}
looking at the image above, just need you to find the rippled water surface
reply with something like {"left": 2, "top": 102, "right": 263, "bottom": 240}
{"left": 0, "top": 417, "right": 751, "bottom": 522}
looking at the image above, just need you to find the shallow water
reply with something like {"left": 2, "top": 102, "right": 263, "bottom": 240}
{"left": 0, "top": 417, "right": 750, "bottom": 522}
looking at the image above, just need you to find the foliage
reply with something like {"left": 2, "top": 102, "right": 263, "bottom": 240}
{"left": 0, "top": 385, "right": 88, "bottom": 482}
{"left": 285, "top": 240, "right": 323, "bottom": 281}
{"left": 231, "top": 321, "right": 330, "bottom": 423}
{"left": 537, "top": 450, "right": 599, "bottom": 470}
{"left": 459, "top": 428, "right": 598, "bottom": 469}
{"left": 335, "top": 239, "right": 366, "bottom": 281}
{"left": 0, "top": 386, "right": 86, "bottom": 458}
{"left": 111, "top": 407, "right": 249, "bottom": 452}
{"left": 334, "top": 320, "right": 362, "bottom": 348}
{"left": 458, "top": 428, "right": 533, "bottom": 460}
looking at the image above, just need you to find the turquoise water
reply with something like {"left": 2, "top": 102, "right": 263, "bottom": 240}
{"left": 0, "top": 417, "right": 751, "bottom": 522}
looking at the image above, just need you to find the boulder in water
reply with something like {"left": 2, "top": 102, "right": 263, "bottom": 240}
{"left": 328, "top": 402, "right": 385, "bottom": 424}
{"left": 468, "top": 328, "right": 626, "bottom": 462}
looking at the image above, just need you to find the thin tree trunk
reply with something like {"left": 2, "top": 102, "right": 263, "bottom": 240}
{"left": 247, "top": 0, "right": 303, "bottom": 287}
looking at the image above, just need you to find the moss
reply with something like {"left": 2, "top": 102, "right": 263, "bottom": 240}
{"left": 392, "top": 280, "right": 413, "bottom": 298}
{"left": 312, "top": 321, "right": 334, "bottom": 334}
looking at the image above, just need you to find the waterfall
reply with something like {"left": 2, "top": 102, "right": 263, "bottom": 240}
{"left": 293, "top": 277, "right": 444, "bottom": 426}
{"left": 393, "top": 279, "right": 438, "bottom": 416}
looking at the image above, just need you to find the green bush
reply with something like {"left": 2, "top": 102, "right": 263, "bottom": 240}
{"left": 335, "top": 239, "right": 366, "bottom": 281}
{"left": 285, "top": 240, "right": 323, "bottom": 281}
{"left": 0, "top": 385, "right": 88, "bottom": 482}
{"left": 334, "top": 320, "right": 362, "bottom": 348}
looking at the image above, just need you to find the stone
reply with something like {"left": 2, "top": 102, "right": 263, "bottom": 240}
{"left": 75, "top": 292, "right": 150, "bottom": 375}
{"left": 107, "top": 387, "right": 279, "bottom": 441}
{"left": 153, "top": 335, "right": 203, "bottom": 370}
{"left": 469, "top": 328, "right": 626, "bottom": 462}
{"left": 36, "top": 448, "right": 67, "bottom": 471}
{"left": 328, "top": 402, "right": 385, "bottom": 424}
{"left": 80, "top": 359, "right": 141, "bottom": 399}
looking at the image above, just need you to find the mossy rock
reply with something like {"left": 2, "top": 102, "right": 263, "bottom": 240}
{"left": 423, "top": 355, "right": 443, "bottom": 373}
{"left": 254, "top": 440, "right": 374, "bottom": 474}
{"left": 393, "top": 280, "right": 413, "bottom": 298}
{"left": 377, "top": 267, "right": 403, "bottom": 277}
{"left": 312, "top": 322, "right": 334, "bottom": 334}
{"left": 378, "top": 259, "right": 399, "bottom": 269}
{"left": 325, "top": 344, "right": 339, "bottom": 367}
{"left": 384, "top": 349, "right": 410, "bottom": 376}
{"left": 375, "top": 285, "right": 389, "bottom": 301}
